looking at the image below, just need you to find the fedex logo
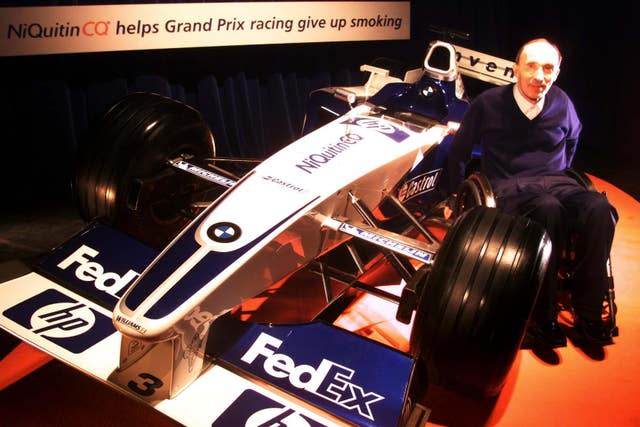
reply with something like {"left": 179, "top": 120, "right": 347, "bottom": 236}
{"left": 36, "top": 223, "right": 157, "bottom": 309}
{"left": 56, "top": 244, "right": 140, "bottom": 298}
{"left": 3, "top": 289, "right": 114, "bottom": 353}
{"left": 241, "top": 332, "right": 384, "bottom": 421}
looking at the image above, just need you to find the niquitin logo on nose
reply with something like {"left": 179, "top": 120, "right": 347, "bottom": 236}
{"left": 295, "top": 132, "right": 363, "bottom": 175}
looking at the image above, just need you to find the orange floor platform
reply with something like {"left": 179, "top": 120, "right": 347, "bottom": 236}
{"left": 334, "top": 175, "right": 640, "bottom": 426}
{"left": 0, "top": 175, "right": 638, "bottom": 426}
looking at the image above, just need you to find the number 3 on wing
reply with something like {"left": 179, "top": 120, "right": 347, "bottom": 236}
{"left": 128, "top": 372, "right": 164, "bottom": 396}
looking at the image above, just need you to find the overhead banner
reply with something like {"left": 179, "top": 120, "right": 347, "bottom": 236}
{"left": 0, "top": 1, "right": 410, "bottom": 57}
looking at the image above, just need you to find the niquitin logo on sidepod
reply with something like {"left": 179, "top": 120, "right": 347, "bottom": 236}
{"left": 295, "top": 132, "right": 363, "bottom": 175}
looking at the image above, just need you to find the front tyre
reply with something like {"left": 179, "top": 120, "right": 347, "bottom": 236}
{"left": 410, "top": 207, "right": 551, "bottom": 398}
{"left": 75, "top": 92, "right": 216, "bottom": 247}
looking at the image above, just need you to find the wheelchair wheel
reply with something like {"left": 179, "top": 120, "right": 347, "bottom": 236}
{"left": 409, "top": 206, "right": 551, "bottom": 398}
{"left": 453, "top": 172, "right": 496, "bottom": 218}
{"left": 75, "top": 92, "right": 216, "bottom": 248}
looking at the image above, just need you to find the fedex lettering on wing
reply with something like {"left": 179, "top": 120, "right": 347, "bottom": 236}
{"left": 241, "top": 332, "right": 384, "bottom": 421}
{"left": 57, "top": 244, "right": 140, "bottom": 298}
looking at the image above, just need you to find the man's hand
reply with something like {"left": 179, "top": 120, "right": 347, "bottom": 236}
{"left": 446, "top": 121, "right": 460, "bottom": 135}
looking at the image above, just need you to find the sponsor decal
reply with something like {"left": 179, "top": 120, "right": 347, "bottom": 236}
{"left": 262, "top": 175, "right": 305, "bottom": 193}
{"left": 114, "top": 315, "right": 147, "bottom": 335}
{"left": 182, "top": 306, "right": 216, "bottom": 372}
{"left": 212, "top": 389, "right": 327, "bottom": 427}
{"left": 185, "top": 306, "right": 216, "bottom": 341}
{"left": 295, "top": 132, "right": 363, "bottom": 175}
{"left": 342, "top": 116, "right": 410, "bottom": 143}
{"left": 220, "top": 323, "right": 413, "bottom": 426}
{"left": 37, "top": 223, "right": 157, "bottom": 309}
{"left": 241, "top": 332, "right": 384, "bottom": 421}
{"left": 126, "top": 339, "right": 146, "bottom": 358}
{"left": 453, "top": 44, "right": 516, "bottom": 85}
{"left": 397, "top": 168, "right": 442, "bottom": 202}
{"left": 3, "top": 289, "right": 114, "bottom": 353}
{"left": 207, "top": 222, "right": 242, "bottom": 243}
{"left": 338, "top": 223, "right": 433, "bottom": 263}
{"left": 294, "top": 116, "right": 410, "bottom": 175}
{"left": 172, "top": 160, "right": 236, "bottom": 188}
{"left": 56, "top": 244, "right": 141, "bottom": 299}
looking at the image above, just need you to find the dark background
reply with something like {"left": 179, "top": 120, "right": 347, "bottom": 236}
{"left": 415, "top": 1, "right": 638, "bottom": 198}
{"left": 0, "top": 2, "right": 637, "bottom": 425}
{"left": 0, "top": 0, "right": 637, "bottom": 206}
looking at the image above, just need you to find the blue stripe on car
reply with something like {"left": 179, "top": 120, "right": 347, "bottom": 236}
{"left": 122, "top": 196, "right": 319, "bottom": 318}
{"left": 143, "top": 197, "right": 319, "bottom": 319}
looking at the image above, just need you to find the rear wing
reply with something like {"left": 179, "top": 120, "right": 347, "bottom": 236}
{"left": 452, "top": 44, "right": 516, "bottom": 86}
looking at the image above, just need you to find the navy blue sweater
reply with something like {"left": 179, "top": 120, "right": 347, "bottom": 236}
{"left": 449, "top": 84, "right": 582, "bottom": 191}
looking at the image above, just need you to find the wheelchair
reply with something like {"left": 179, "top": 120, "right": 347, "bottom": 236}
{"left": 451, "top": 169, "right": 618, "bottom": 344}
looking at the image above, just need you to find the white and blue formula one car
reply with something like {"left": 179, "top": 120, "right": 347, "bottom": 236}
{"left": 0, "top": 41, "right": 550, "bottom": 426}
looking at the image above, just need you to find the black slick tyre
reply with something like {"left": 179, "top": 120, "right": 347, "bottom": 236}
{"left": 75, "top": 92, "right": 216, "bottom": 247}
{"left": 410, "top": 206, "right": 551, "bottom": 398}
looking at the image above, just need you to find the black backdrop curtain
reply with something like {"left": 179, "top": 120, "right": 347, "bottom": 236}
{"left": 0, "top": 1, "right": 637, "bottom": 201}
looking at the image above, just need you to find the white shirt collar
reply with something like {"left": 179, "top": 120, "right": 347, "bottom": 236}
{"left": 513, "top": 84, "right": 544, "bottom": 120}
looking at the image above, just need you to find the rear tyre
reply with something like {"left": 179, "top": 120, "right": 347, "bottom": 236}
{"left": 75, "top": 92, "right": 216, "bottom": 247}
{"left": 410, "top": 206, "right": 551, "bottom": 398}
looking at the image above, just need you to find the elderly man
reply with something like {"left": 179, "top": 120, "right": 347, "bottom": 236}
{"left": 448, "top": 38, "right": 617, "bottom": 347}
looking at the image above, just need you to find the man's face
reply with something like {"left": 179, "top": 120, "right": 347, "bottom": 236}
{"left": 514, "top": 41, "right": 561, "bottom": 102}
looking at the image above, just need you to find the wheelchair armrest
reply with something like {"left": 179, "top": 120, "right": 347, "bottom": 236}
{"left": 565, "top": 168, "right": 597, "bottom": 192}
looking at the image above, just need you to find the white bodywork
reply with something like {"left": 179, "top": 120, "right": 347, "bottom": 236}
{"left": 110, "top": 104, "right": 449, "bottom": 399}
{"left": 115, "top": 105, "right": 449, "bottom": 340}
